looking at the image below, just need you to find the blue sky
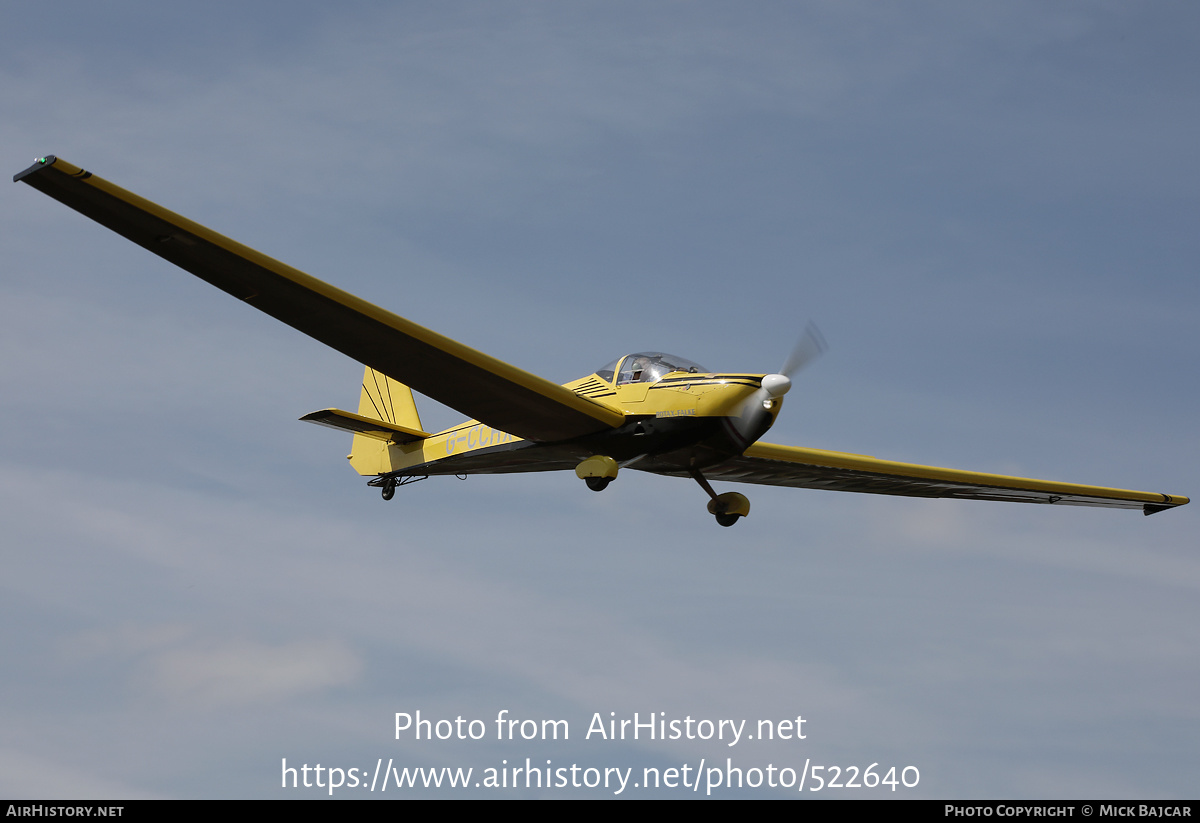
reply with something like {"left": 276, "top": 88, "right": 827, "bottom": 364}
{"left": 2, "top": 1, "right": 1197, "bottom": 798}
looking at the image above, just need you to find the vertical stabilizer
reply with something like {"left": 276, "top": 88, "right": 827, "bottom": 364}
{"left": 349, "top": 367, "right": 423, "bottom": 476}
{"left": 358, "top": 367, "right": 423, "bottom": 432}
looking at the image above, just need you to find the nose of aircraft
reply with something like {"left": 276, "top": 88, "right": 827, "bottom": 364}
{"left": 760, "top": 373, "right": 792, "bottom": 398}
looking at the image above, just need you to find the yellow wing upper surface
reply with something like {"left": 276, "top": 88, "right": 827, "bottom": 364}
{"left": 701, "top": 442, "right": 1189, "bottom": 515}
{"left": 15, "top": 156, "right": 624, "bottom": 442}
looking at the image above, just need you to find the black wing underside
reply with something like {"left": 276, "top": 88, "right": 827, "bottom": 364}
{"left": 683, "top": 443, "right": 1187, "bottom": 515}
{"left": 15, "top": 156, "right": 624, "bottom": 442}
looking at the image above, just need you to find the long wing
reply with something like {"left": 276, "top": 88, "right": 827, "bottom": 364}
{"left": 697, "top": 442, "right": 1188, "bottom": 515}
{"left": 14, "top": 156, "right": 624, "bottom": 442}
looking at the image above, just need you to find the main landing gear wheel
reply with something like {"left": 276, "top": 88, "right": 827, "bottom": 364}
{"left": 381, "top": 478, "right": 396, "bottom": 501}
{"left": 576, "top": 455, "right": 619, "bottom": 493}
{"left": 715, "top": 512, "right": 742, "bottom": 527}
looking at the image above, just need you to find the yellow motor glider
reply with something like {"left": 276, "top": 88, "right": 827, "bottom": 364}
{"left": 15, "top": 156, "right": 1187, "bottom": 526}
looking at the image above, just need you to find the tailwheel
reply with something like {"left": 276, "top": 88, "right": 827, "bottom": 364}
{"left": 381, "top": 478, "right": 396, "bottom": 501}
{"left": 585, "top": 476, "right": 612, "bottom": 492}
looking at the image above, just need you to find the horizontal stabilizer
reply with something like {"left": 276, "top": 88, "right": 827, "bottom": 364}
{"left": 301, "top": 408, "right": 429, "bottom": 443}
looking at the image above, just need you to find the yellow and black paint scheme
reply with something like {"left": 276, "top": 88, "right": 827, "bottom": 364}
{"left": 16, "top": 156, "right": 1188, "bottom": 526}
{"left": 307, "top": 355, "right": 789, "bottom": 492}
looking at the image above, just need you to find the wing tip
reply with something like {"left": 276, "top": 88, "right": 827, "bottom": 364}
{"left": 14, "top": 155, "right": 57, "bottom": 183}
{"left": 1144, "top": 495, "right": 1189, "bottom": 516}
{"left": 15, "top": 155, "right": 92, "bottom": 184}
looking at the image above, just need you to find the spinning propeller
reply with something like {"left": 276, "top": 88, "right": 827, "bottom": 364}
{"left": 730, "top": 322, "right": 827, "bottom": 445}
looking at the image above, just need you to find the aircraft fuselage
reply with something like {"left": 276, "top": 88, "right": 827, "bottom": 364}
{"left": 368, "top": 371, "right": 781, "bottom": 480}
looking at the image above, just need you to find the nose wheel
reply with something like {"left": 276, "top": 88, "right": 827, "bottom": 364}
{"left": 708, "top": 493, "right": 750, "bottom": 526}
{"left": 690, "top": 468, "right": 750, "bottom": 527}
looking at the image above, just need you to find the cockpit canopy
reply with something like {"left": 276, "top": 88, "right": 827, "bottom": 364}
{"left": 595, "top": 352, "right": 710, "bottom": 385}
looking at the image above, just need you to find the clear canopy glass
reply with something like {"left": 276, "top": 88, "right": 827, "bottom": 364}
{"left": 595, "top": 352, "right": 709, "bottom": 385}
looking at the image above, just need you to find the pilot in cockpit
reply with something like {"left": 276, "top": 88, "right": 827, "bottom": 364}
{"left": 629, "top": 356, "right": 652, "bottom": 383}
{"left": 606, "top": 352, "right": 708, "bottom": 386}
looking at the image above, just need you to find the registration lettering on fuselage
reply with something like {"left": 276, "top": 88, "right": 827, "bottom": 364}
{"left": 445, "top": 423, "right": 518, "bottom": 455}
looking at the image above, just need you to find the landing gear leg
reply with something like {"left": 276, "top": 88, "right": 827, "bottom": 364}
{"left": 689, "top": 468, "right": 750, "bottom": 527}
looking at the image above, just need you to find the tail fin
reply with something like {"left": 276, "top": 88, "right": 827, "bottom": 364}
{"left": 358, "top": 366, "right": 423, "bottom": 432}
{"left": 348, "top": 367, "right": 424, "bottom": 476}
{"left": 300, "top": 367, "right": 428, "bottom": 476}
